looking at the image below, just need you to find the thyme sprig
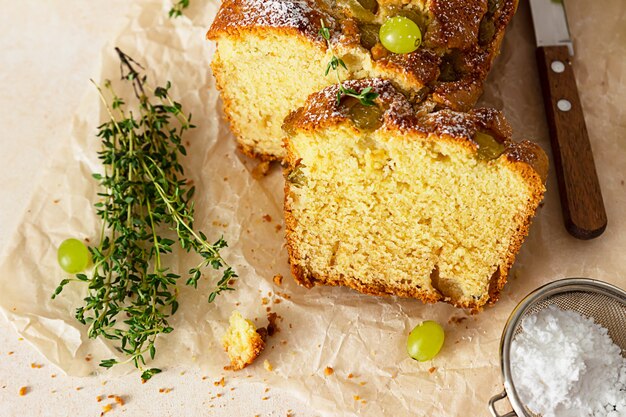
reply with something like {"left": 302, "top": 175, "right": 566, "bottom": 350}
{"left": 319, "top": 19, "right": 379, "bottom": 106}
{"left": 52, "top": 47, "right": 236, "bottom": 381}
{"left": 169, "top": 0, "right": 190, "bottom": 18}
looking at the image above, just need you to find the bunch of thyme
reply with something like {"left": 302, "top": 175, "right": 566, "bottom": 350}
{"left": 52, "top": 48, "right": 236, "bottom": 381}
{"left": 319, "top": 19, "right": 379, "bottom": 106}
{"left": 169, "top": 0, "right": 190, "bottom": 18}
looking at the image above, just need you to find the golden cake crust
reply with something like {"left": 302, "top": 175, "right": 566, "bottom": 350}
{"left": 283, "top": 79, "right": 547, "bottom": 311}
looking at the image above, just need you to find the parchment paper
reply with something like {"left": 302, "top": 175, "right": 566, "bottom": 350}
{"left": 0, "top": 0, "right": 624, "bottom": 415}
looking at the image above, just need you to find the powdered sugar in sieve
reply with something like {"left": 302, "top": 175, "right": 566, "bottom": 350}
{"left": 489, "top": 278, "right": 626, "bottom": 417}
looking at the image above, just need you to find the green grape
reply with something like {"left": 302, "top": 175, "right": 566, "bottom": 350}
{"left": 406, "top": 320, "right": 445, "bottom": 361}
{"left": 348, "top": 101, "right": 383, "bottom": 131}
{"left": 57, "top": 238, "right": 91, "bottom": 273}
{"left": 474, "top": 131, "right": 505, "bottom": 160}
{"left": 379, "top": 16, "right": 422, "bottom": 54}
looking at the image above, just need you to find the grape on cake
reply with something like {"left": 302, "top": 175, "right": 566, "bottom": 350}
{"left": 282, "top": 79, "right": 547, "bottom": 310}
{"left": 207, "top": 0, "right": 518, "bottom": 161}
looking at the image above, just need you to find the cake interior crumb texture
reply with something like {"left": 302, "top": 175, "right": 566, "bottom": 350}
{"left": 286, "top": 124, "right": 539, "bottom": 309}
{"left": 211, "top": 34, "right": 329, "bottom": 159}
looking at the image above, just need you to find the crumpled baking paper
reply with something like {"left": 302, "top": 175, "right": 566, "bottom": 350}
{"left": 0, "top": 0, "right": 624, "bottom": 415}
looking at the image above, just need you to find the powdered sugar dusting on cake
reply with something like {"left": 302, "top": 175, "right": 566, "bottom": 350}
{"left": 423, "top": 110, "right": 477, "bottom": 139}
{"left": 208, "top": 0, "right": 327, "bottom": 39}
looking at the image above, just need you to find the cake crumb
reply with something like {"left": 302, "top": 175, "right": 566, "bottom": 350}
{"left": 101, "top": 403, "right": 113, "bottom": 415}
{"left": 76, "top": 387, "right": 83, "bottom": 391}
{"left": 96, "top": 395, "right": 103, "bottom": 402}
{"left": 214, "top": 377, "right": 225, "bottom": 387}
{"left": 428, "top": 367, "right": 437, "bottom": 374}
{"left": 448, "top": 316, "right": 467, "bottom": 325}
{"left": 347, "top": 373, "right": 354, "bottom": 379}
{"left": 18, "top": 386, "right": 28, "bottom": 396}
{"left": 85, "top": 354, "right": 93, "bottom": 362}
{"left": 251, "top": 161, "right": 271, "bottom": 179}
{"left": 273, "top": 274, "right": 283, "bottom": 286}
{"left": 30, "top": 363, "right": 43, "bottom": 369}
{"left": 262, "top": 297, "right": 269, "bottom": 305}
{"left": 275, "top": 224, "right": 282, "bottom": 232}
{"left": 158, "top": 388, "right": 173, "bottom": 394}
{"left": 353, "top": 395, "right": 361, "bottom": 401}
{"left": 262, "top": 396, "right": 269, "bottom": 401}
{"left": 262, "top": 214, "right": 272, "bottom": 222}
{"left": 222, "top": 311, "right": 265, "bottom": 371}
{"left": 263, "top": 360, "right": 273, "bottom": 372}
{"left": 324, "top": 367, "right": 334, "bottom": 376}
{"left": 107, "top": 394, "right": 125, "bottom": 406}
{"left": 51, "top": 374, "right": 56, "bottom": 378}
{"left": 8, "top": 351, "right": 14, "bottom": 355}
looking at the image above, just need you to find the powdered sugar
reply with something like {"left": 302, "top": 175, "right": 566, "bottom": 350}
{"left": 510, "top": 305, "right": 626, "bottom": 417}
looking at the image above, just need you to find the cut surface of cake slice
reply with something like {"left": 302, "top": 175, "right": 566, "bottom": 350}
{"left": 207, "top": 0, "right": 518, "bottom": 160}
{"left": 282, "top": 79, "right": 547, "bottom": 310}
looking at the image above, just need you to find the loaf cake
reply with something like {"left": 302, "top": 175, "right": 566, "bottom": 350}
{"left": 283, "top": 79, "right": 547, "bottom": 310}
{"left": 208, "top": 0, "right": 518, "bottom": 160}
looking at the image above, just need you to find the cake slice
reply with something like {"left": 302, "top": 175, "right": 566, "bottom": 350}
{"left": 282, "top": 79, "right": 547, "bottom": 310}
{"left": 207, "top": 0, "right": 518, "bottom": 160}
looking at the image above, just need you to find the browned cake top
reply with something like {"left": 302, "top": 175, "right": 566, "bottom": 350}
{"left": 207, "top": 0, "right": 329, "bottom": 40}
{"left": 208, "top": 0, "right": 519, "bottom": 111}
{"left": 284, "top": 78, "right": 548, "bottom": 181}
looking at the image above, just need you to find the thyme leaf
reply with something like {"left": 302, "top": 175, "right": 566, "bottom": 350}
{"left": 319, "top": 19, "right": 378, "bottom": 106}
{"left": 52, "top": 47, "right": 236, "bottom": 381}
{"left": 169, "top": 0, "right": 190, "bottom": 18}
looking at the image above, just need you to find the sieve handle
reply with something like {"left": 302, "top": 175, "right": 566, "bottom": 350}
{"left": 488, "top": 390, "right": 517, "bottom": 417}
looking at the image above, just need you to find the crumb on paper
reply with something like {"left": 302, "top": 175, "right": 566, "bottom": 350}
{"left": 51, "top": 374, "right": 56, "bottom": 378}
{"left": 262, "top": 396, "right": 269, "bottom": 401}
{"left": 76, "top": 387, "right": 83, "bottom": 391}
{"left": 107, "top": 394, "right": 125, "bottom": 406}
{"left": 85, "top": 354, "right": 93, "bottom": 362}
{"left": 347, "top": 373, "right": 354, "bottom": 379}
{"left": 158, "top": 388, "right": 173, "bottom": 394}
{"left": 18, "top": 386, "right": 28, "bottom": 396}
{"left": 275, "top": 224, "right": 282, "bottom": 232}
{"left": 264, "top": 360, "right": 273, "bottom": 372}
{"left": 214, "top": 377, "right": 225, "bottom": 387}
{"left": 359, "top": 381, "right": 367, "bottom": 386}
{"left": 96, "top": 395, "right": 103, "bottom": 402}
{"left": 262, "top": 214, "right": 272, "bottom": 222}
{"left": 353, "top": 395, "right": 361, "bottom": 401}
{"left": 101, "top": 403, "right": 114, "bottom": 415}
{"left": 273, "top": 274, "right": 283, "bottom": 286}
{"left": 30, "top": 363, "right": 43, "bottom": 369}
{"left": 202, "top": 376, "right": 208, "bottom": 380}
{"left": 251, "top": 161, "right": 271, "bottom": 179}
{"left": 448, "top": 316, "right": 467, "bottom": 325}
{"left": 262, "top": 297, "right": 269, "bottom": 305}
{"left": 222, "top": 311, "right": 265, "bottom": 371}
{"left": 8, "top": 351, "right": 14, "bottom": 355}
{"left": 428, "top": 367, "right": 437, "bottom": 374}
{"left": 324, "top": 367, "right": 334, "bottom": 376}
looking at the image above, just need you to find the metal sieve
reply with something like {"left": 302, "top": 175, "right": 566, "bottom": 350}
{"left": 488, "top": 278, "right": 626, "bottom": 417}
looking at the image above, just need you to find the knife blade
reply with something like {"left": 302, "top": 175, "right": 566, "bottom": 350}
{"left": 529, "top": 0, "right": 607, "bottom": 240}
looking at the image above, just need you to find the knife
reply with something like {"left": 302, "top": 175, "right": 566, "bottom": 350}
{"left": 529, "top": 0, "right": 607, "bottom": 240}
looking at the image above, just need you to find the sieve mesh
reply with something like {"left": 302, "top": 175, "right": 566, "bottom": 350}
{"left": 496, "top": 279, "right": 626, "bottom": 417}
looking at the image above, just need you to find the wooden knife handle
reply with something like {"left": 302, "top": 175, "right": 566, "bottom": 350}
{"left": 536, "top": 45, "right": 607, "bottom": 239}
